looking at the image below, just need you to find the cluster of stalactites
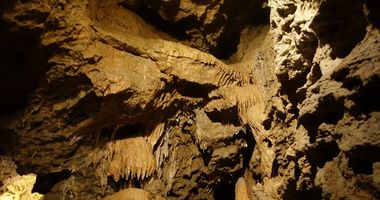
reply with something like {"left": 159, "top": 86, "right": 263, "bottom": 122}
{"left": 91, "top": 136, "right": 156, "bottom": 184}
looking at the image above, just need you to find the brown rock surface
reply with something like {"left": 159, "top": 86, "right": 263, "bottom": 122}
{"left": 0, "top": 0, "right": 379, "bottom": 199}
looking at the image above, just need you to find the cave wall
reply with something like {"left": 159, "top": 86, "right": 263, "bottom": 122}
{"left": 0, "top": 0, "right": 379, "bottom": 199}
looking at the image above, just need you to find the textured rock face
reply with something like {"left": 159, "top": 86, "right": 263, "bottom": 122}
{"left": 0, "top": 0, "right": 379, "bottom": 199}
{"left": 121, "top": 0, "right": 269, "bottom": 59}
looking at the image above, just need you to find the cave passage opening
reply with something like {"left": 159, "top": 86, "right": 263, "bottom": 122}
{"left": 119, "top": 0, "right": 270, "bottom": 60}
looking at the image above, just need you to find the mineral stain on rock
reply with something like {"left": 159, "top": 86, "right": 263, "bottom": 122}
{"left": 0, "top": 0, "right": 379, "bottom": 199}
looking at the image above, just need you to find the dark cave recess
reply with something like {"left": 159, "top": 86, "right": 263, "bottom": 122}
{"left": 120, "top": 0, "right": 270, "bottom": 60}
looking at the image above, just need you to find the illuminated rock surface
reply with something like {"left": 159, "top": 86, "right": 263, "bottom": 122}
{"left": 0, "top": 0, "right": 379, "bottom": 199}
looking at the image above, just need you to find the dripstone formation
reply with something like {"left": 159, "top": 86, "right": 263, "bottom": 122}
{"left": 0, "top": 0, "right": 379, "bottom": 199}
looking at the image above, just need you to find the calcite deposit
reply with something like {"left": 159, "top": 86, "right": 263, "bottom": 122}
{"left": 0, "top": 0, "right": 379, "bottom": 199}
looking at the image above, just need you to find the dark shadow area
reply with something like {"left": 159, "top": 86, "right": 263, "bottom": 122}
{"left": 365, "top": 0, "right": 380, "bottom": 29}
{"left": 114, "top": 123, "right": 145, "bottom": 139}
{"left": 213, "top": 180, "right": 235, "bottom": 200}
{"left": 300, "top": 94, "right": 345, "bottom": 142}
{"left": 42, "top": 75, "right": 93, "bottom": 102}
{"left": 0, "top": 129, "right": 18, "bottom": 155}
{"left": 334, "top": 69, "right": 380, "bottom": 117}
{"left": 332, "top": 67, "right": 362, "bottom": 91}
{"left": 271, "top": 160, "right": 280, "bottom": 178}
{"left": 32, "top": 170, "right": 72, "bottom": 194}
{"left": 119, "top": 1, "right": 189, "bottom": 40}
{"left": 262, "top": 110, "right": 274, "bottom": 130}
{"left": 278, "top": 68, "right": 310, "bottom": 116}
{"left": 242, "top": 127, "right": 255, "bottom": 168}
{"left": 120, "top": 0, "right": 269, "bottom": 60}
{"left": 201, "top": 149, "right": 213, "bottom": 167}
{"left": 283, "top": 185, "right": 323, "bottom": 200}
{"left": 211, "top": 0, "right": 270, "bottom": 59}
{"left": 175, "top": 79, "right": 217, "bottom": 99}
{"left": 348, "top": 145, "right": 380, "bottom": 175}
{"left": 206, "top": 106, "right": 241, "bottom": 126}
{"left": 210, "top": 128, "right": 254, "bottom": 199}
{"left": 283, "top": 167, "right": 323, "bottom": 200}
{"left": 0, "top": 15, "right": 51, "bottom": 114}
{"left": 107, "top": 176, "right": 143, "bottom": 192}
{"left": 0, "top": 0, "right": 16, "bottom": 16}
{"left": 308, "top": 141, "right": 340, "bottom": 168}
{"left": 67, "top": 91, "right": 101, "bottom": 126}
{"left": 310, "top": 0, "right": 367, "bottom": 58}
{"left": 349, "top": 76, "right": 380, "bottom": 117}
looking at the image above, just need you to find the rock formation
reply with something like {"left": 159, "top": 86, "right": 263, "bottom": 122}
{"left": 0, "top": 0, "right": 379, "bottom": 199}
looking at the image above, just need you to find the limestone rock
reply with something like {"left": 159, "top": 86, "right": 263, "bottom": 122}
{"left": 0, "top": 0, "right": 379, "bottom": 199}
{"left": 0, "top": 174, "right": 43, "bottom": 200}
